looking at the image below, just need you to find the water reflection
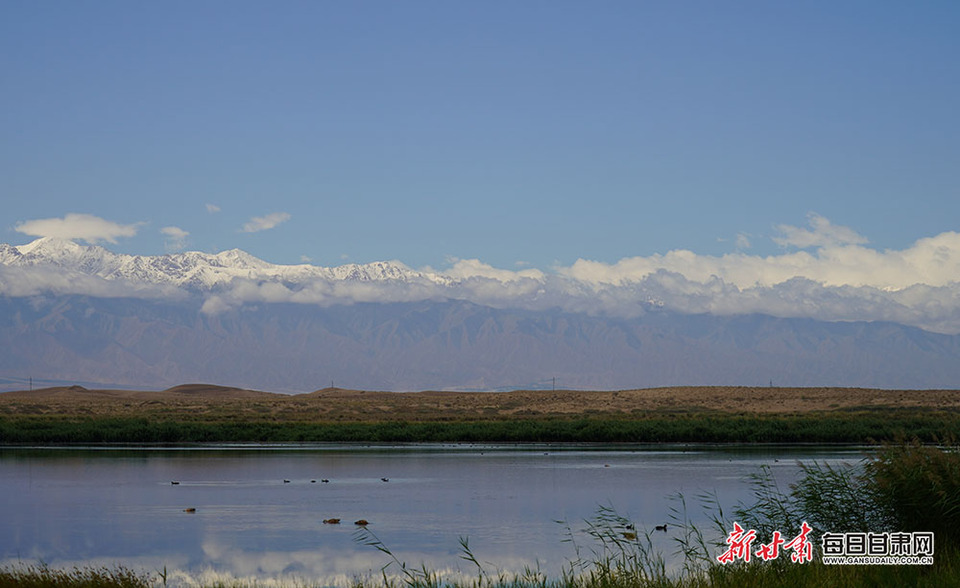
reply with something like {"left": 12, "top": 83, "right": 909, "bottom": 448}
{"left": 0, "top": 445, "right": 867, "bottom": 586}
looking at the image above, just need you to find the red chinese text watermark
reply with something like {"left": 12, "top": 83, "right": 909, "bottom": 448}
{"left": 717, "top": 521, "right": 814, "bottom": 564}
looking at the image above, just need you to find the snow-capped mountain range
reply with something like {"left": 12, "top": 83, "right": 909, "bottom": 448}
{"left": 0, "top": 237, "right": 672, "bottom": 319}
{"left": 0, "top": 237, "right": 450, "bottom": 290}
{"left": 3, "top": 238, "right": 960, "bottom": 391}
{"left": 4, "top": 236, "right": 960, "bottom": 336}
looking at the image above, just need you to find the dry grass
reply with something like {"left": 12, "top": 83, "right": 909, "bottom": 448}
{"left": 1, "top": 384, "right": 959, "bottom": 423}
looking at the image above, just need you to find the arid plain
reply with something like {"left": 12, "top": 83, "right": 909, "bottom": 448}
{"left": 2, "top": 384, "right": 960, "bottom": 422}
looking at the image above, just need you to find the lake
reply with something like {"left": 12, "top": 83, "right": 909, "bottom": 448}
{"left": 0, "top": 444, "right": 867, "bottom": 586}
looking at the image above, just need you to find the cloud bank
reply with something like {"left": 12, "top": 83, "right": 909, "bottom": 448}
{"left": 0, "top": 265, "right": 187, "bottom": 301}
{"left": 562, "top": 218, "right": 960, "bottom": 291}
{"left": 196, "top": 216, "right": 960, "bottom": 334}
{"left": 4, "top": 215, "right": 960, "bottom": 334}
{"left": 14, "top": 213, "right": 142, "bottom": 244}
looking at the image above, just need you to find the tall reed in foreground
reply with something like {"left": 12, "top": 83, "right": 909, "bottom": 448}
{"left": 692, "top": 438, "right": 960, "bottom": 587}
{"left": 0, "top": 563, "right": 151, "bottom": 588}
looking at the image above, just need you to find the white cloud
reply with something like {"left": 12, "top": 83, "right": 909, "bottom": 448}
{"left": 205, "top": 204, "right": 221, "bottom": 213}
{"left": 773, "top": 212, "right": 868, "bottom": 248}
{"left": 14, "top": 213, "right": 142, "bottom": 244}
{"left": 0, "top": 265, "right": 186, "bottom": 300}
{"left": 560, "top": 229, "right": 960, "bottom": 292}
{"left": 160, "top": 226, "right": 189, "bottom": 251}
{"left": 200, "top": 294, "right": 233, "bottom": 315}
{"left": 440, "top": 258, "right": 545, "bottom": 282}
{"left": 242, "top": 212, "right": 290, "bottom": 233}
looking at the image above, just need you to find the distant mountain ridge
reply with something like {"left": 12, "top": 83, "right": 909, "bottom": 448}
{"left": 1, "top": 294, "right": 959, "bottom": 392}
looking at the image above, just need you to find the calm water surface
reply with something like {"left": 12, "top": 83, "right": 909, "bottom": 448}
{"left": 0, "top": 444, "right": 866, "bottom": 585}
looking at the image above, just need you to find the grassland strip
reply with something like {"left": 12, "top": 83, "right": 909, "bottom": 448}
{"left": 2, "top": 410, "right": 959, "bottom": 444}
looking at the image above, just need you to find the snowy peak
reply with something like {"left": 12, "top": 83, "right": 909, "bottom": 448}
{"left": 0, "top": 243, "right": 23, "bottom": 264}
{"left": 15, "top": 236, "right": 82, "bottom": 256}
{"left": 16, "top": 236, "right": 105, "bottom": 261}
{"left": 330, "top": 261, "right": 421, "bottom": 282}
{"left": 14, "top": 237, "right": 118, "bottom": 275}
{"left": 212, "top": 249, "right": 273, "bottom": 270}
{"left": 1, "top": 238, "right": 440, "bottom": 290}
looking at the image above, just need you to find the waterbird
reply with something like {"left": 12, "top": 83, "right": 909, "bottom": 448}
{"left": 183, "top": 508, "right": 196, "bottom": 513}
{"left": 655, "top": 524, "right": 669, "bottom": 532}
{"left": 622, "top": 532, "right": 637, "bottom": 540}
{"left": 171, "top": 481, "right": 180, "bottom": 485}
{"left": 354, "top": 519, "right": 369, "bottom": 526}
{"left": 311, "top": 480, "right": 316, "bottom": 483}
{"left": 283, "top": 479, "right": 290, "bottom": 483}
{"left": 323, "top": 518, "right": 341, "bottom": 524}
{"left": 321, "top": 479, "right": 330, "bottom": 483}
{"left": 381, "top": 477, "right": 389, "bottom": 482}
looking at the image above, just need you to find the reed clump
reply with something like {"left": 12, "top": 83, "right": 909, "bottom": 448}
{"left": 690, "top": 438, "right": 960, "bottom": 587}
{"left": 0, "top": 563, "right": 151, "bottom": 588}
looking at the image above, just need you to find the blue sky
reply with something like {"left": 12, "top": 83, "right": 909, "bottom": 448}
{"left": 3, "top": 1, "right": 959, "bottom": 271}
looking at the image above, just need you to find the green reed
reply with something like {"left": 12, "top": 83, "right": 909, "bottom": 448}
{"left": 0, "top": 563, "right": 151, "bottom": 588}
{"left": 4, "top": 411, "right": 960, "bottom": 444}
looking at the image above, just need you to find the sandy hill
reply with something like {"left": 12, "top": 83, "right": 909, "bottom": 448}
{"left": 2, "top": 384, "right": 278, "bottom": 401}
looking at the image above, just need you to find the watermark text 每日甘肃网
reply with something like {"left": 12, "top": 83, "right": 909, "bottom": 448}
{"left": 820, "top": 530, "right": 934, "bottom": 565}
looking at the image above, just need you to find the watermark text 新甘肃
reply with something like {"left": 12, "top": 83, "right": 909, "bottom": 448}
{"left": 716, "top": 522, "right": 934, "bottom": 566}
{"left": 717, "top": 521, "right": 814, "bottom": 564}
